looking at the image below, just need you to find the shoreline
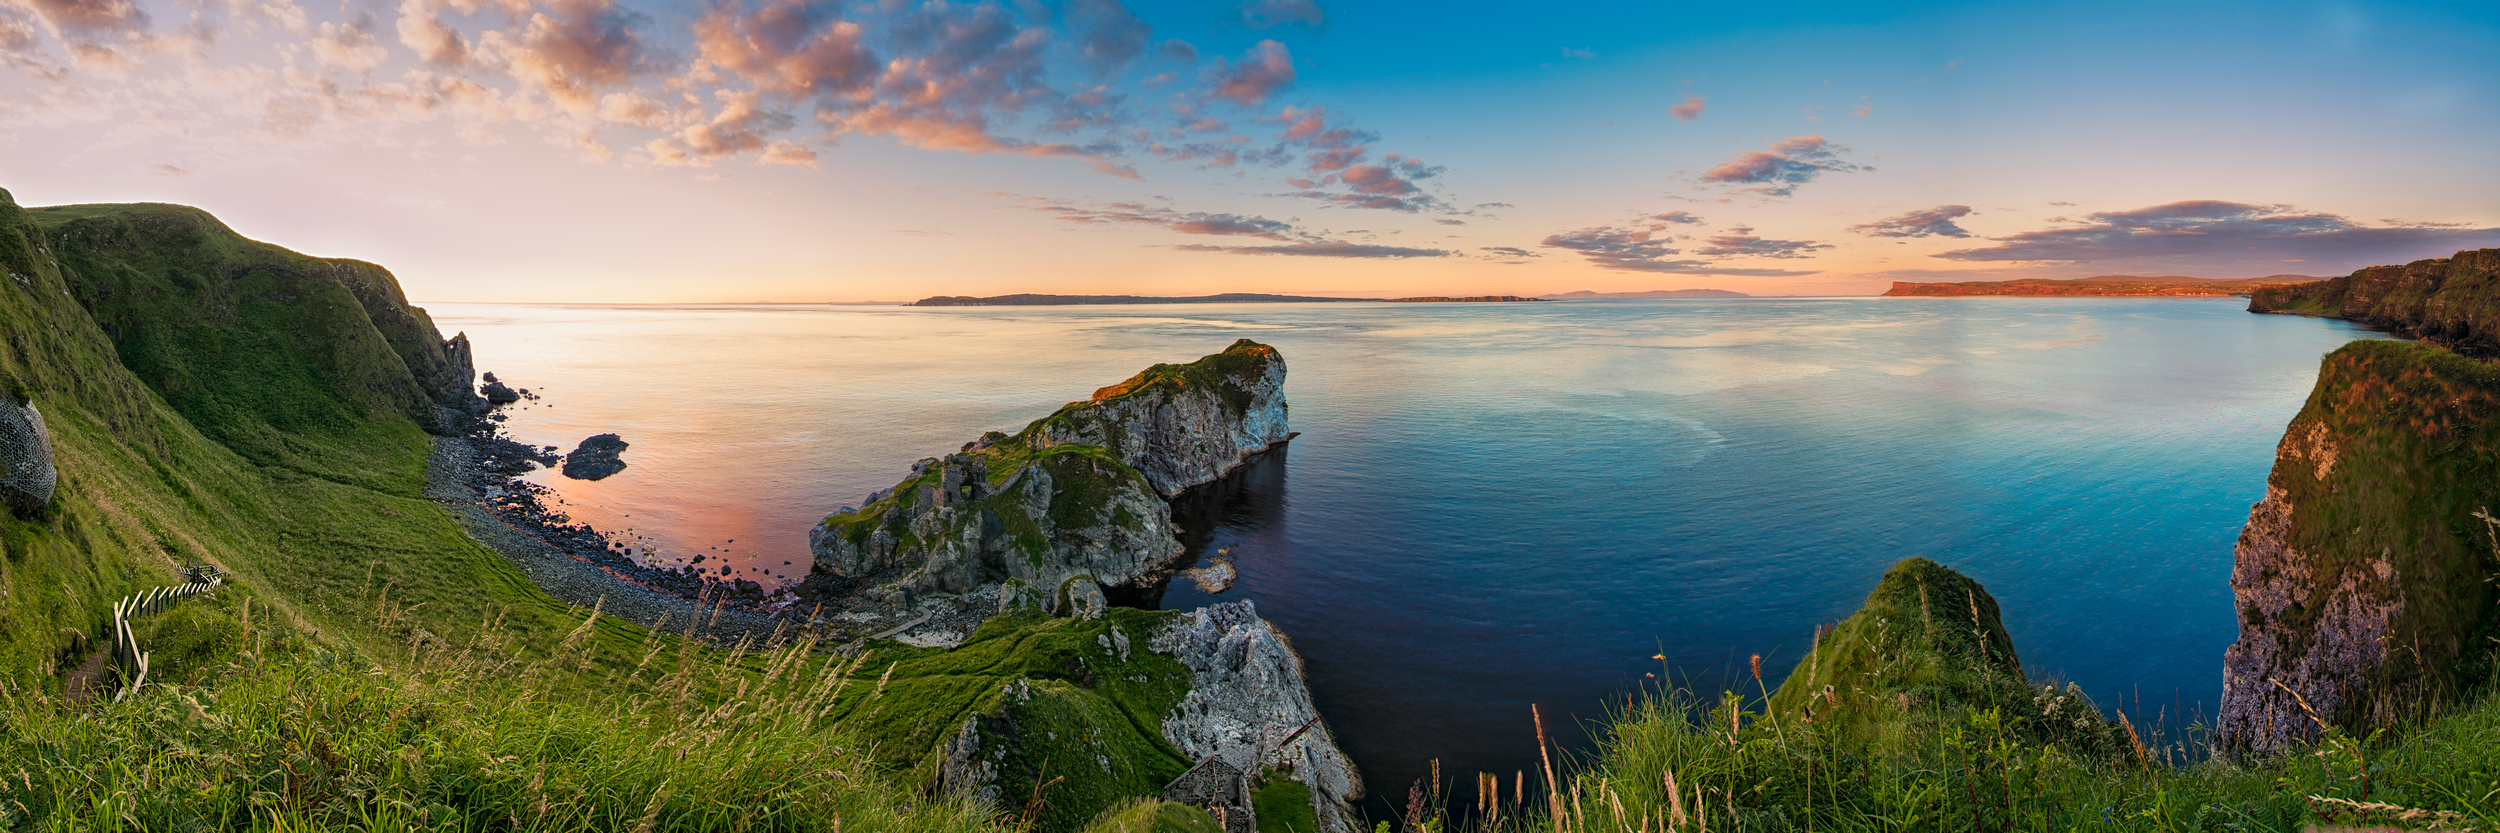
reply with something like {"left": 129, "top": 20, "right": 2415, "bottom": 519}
{"left": 424, "top": 423, "right": 1007, "bottom": 648}
{"left": 424, "top": 430, "right": 795, "bottom": 645}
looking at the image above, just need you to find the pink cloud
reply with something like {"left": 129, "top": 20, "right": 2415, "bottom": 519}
{"left": 1669, "top": 94, "right": 1702, "bottom": 121}
{"left": 1211, "top": 39, "right": 1293, "bottom": 106}
{"left": 1699, "top": 135, "right": 1867, "bottom": 197}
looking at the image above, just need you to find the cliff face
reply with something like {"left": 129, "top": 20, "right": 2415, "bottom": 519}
{"left": 1029, "top": 339, "right": 1289, "bottom": 498}
{"left": 2217, "top": 339, "right": 2500, "bottom": 757}
{"left": 2249, "top": 248, "right": 2500, "bottom": 356}
{"left": 811, "top": 340, "right": 1290, "bottom": 607}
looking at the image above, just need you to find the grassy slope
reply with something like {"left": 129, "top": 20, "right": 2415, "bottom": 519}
{"left": 0, "top": 189, "right": 1002, "bottom": 831}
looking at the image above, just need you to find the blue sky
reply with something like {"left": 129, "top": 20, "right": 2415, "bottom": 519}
{"left": 0, "top": 0, "right": 2493, "bottom": 300}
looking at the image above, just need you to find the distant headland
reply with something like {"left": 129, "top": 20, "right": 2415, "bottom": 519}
{"left": 1882, "top": 274, "right": 2320, "bottom": 297}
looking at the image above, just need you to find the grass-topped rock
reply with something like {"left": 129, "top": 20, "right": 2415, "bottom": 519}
{"left": 1769, "top": 557, "right": 2125, "bottom": 756}
{"left": 1026, "top": 339, "right": 1289, "bottom": 499}
{"left": 807, "top": 340, "right": 1290, "bottom": 611}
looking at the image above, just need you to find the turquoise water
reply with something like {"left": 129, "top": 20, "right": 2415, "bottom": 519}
{"left": 431, "top": 297, "right": 2377, "bottom": 806}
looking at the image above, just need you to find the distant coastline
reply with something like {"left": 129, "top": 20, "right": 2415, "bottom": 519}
{"left": 908, "top": 292, "right": 1552, "bottom": 306}
{"left": 1882, "top": 274, "right": 2320, "bottom": 297}
{"left": 911, "top": 293, "right": 1371, "bottom": 306}
{"left": 1539, "top": 288, "right": 1750, "bottom": 299}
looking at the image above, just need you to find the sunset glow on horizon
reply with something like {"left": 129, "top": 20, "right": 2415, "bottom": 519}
{"left": 2, "top": 0, "right": 2495, "bottom": 302}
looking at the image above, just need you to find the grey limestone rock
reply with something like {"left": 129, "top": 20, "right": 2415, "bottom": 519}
{"left": 1030, "top": 340, "right": 1289, "bottom": 498}
{"left": 1153, "top": 601, "right": 1363, "bottom": 833}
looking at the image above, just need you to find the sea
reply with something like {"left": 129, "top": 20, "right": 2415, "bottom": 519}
{"left": 428, "top": 296, "right": 2380, "bottom": 809}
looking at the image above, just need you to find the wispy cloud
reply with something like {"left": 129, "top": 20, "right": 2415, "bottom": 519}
{"left": 1176, "top": 241, "right": 1450, "bottom": 258}
{"left": 1852, "top": 205, "right": 1973, "bottom": 238}
{"left": 1695, "top": 227, "right": 1830, "bottom": 258}
{"left": 1699, "top": 134, "right": 1867, "bottom": 197}
{"left": 1001, "top": 192, "right": 1450, "bottom": 258}
{"left": 1540, "top": 211, "right": 1820, "bottom": 275}
{"left": 1937, "top": 200, "right": 2500, "bottom": 270}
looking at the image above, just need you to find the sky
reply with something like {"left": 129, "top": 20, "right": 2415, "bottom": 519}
{"left": 1, "top": 0, "right": 2496, "bottom": 301}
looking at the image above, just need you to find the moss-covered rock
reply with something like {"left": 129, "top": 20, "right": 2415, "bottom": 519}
{"left": 809, "top": 444, "right": 1180, "bottom": 609}
{"left": 807, "top": 340, "right": 1292, "bottom": 611}
{"left": 1769, "top": 558, "right": 2123, "bottom": 756}
{"left": 2218, "top": 339, "right": 2500, "bottom": 757}
{"left": 2249, "top": 248, "right": 2500, "bottom": 357}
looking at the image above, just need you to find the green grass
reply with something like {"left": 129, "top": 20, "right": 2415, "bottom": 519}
{"left": 0, "top": 587, "right": 998, "bottom": 833}
{"left": 822, "top": 608, "right": 1197, "bottom": 833}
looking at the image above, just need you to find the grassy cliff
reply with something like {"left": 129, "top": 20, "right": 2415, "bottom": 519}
{"left": 2249, "top": 248, "right": 2500, "bottom": 356}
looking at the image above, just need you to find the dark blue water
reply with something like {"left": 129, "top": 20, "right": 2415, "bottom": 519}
{"left": 437, "top": 297, "right": 2378, "bottom": 808}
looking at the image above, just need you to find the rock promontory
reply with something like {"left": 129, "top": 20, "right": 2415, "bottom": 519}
{"left": 2249, "top": 247, "right": 2500, "bottom": 357}
{"left": 2216, "top": 338, "right": 2500, "bottom": 757}
{"left": 807, "top": 340, "right": 1289, "bottom": 609}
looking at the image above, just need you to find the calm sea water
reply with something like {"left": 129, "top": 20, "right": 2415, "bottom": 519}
{"left": 429, "top": 298, "right": 2375, "bottom": 808}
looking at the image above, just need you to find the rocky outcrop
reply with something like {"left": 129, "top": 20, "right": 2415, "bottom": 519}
{"left": 2249, "top": 248, "right": 2500, "bottom": 357}
{"left": 2217, "top": 339, "right": 2500, "bottom": 757}
{"left": 809, "top": 341, "right": 1289, "bottom": 609}
{"left": 560, "top": 433, "right": 629, "bottom": 480}
{"left": 1028, "top": 340, "right": 1288, "bottom": 498}
{"left": 1151, "top": 601, "right": 1363, "bottom": 833}
{"left": 810, "top": 447, "right": 1181, "bottom": 608}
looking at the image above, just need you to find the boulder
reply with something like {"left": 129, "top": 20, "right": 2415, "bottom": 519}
{"left": 560, "top": 433, "right": 629, "bottom": 481}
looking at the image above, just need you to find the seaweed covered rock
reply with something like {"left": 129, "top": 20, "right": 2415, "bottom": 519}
{"left": 1027, "top": 340, "right": 1289, "bottom": 498}
{"left": 2250, "top": 248, "right": 2500, "bottom": 357}
{"left": 559, "top": 433, "right": 629, "bottom": 480}
{"left": 2218, "top": 339, "right": 2500, "bottom": 758}
{"left": 1770, "top": 558, "right": 2124, "bottom": 755}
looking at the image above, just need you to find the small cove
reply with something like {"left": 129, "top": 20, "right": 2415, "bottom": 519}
{"left": 430, "top": 297, "right": 2380, "bottom": 809}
